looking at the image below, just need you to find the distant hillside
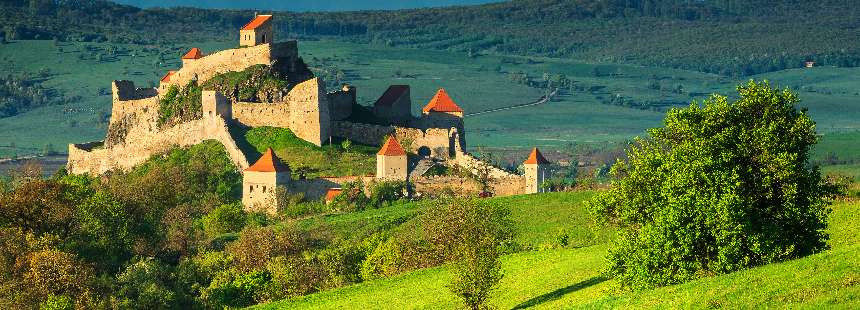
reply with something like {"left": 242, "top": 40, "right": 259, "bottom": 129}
{"left": 112, "top": 0, "right": 501, "bottom": 11}
{"left": 1, "top": 0, "right": 859, "bottom": 75}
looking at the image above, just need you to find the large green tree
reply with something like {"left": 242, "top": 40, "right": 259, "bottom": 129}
{"left": 589, "top": 81, "right": 840, "bottom": 290}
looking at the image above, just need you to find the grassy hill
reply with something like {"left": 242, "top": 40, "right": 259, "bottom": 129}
{"left": 254, "top": 198, "right": 860, "bottom": 309}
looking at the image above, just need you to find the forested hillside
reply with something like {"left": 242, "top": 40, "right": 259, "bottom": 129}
{"left": 2, "top": 0, "right": 859, "bottom": 75}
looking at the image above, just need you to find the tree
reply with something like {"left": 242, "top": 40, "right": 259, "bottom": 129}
{"left": 588, "top": 81, "right": 840, "bottom": 290}
{"left": 422, "top": 198, "right": 515, "bottom": 310}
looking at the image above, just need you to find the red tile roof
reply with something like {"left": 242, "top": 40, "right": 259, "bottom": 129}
{"left": 377, "top": 137, "right": 406, "bottom": 156}
{"left": 374, "top": 85, "right": 409, "bottom": 107}
{"left": 245, "top": 148, "right": 290, "bottom": 172}
{"left": 422, "top": 88, "right": 463, "bottom": 113}
{"left": 160, "top": 71, "right": 175, "bottom": 83}
{"left": 325, "top": 188, "right": 343, "bottom": 203}
{"left": 241, "top": 15, "right": 272, "bottom": 31}
{"left": 524, "top": 147, "right": 550, "bottom": 165}
{"left": 182, "top": 48, "right": 203, "bottom": 60}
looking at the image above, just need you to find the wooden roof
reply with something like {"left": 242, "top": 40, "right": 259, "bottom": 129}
{"left": 245, "top": 148, "right": 290, "bottom": 172}
{"left": 242, "top": 15, "right": 272, "bottom": 31}
{"left": 377, "top": 136, "right": 407, "bottom": 156}
{"left": 524, "top": 147, "right": 550, "bottom": 165}
{"left": 422, "top": 88, "right": 463, "bottom": 113}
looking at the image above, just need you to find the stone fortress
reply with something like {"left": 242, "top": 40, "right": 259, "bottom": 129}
{"left": 67, "top": 14, "right": 552, "bottom": 213}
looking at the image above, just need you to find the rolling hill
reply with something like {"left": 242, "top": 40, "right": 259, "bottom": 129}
{"left": 111, "top": 0, "right": 501, "bottom": 11}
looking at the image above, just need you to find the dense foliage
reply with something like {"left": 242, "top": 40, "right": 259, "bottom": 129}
{"left": 2, "top": 0, "right": 859, "bottom": 75}
{"left": 588, "top": 81, "right": 841, "bottom": 290}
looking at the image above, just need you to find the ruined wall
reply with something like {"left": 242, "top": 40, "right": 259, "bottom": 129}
{"left": 233, "top": 102, "right": 291, "bottom": 128}
{"left": 287, "top": 78, "right": 330, "bottom": 146}
{"left": 110, "top": 81, "right": 159, "bottom": 124}
{"left": 411, "top": 175, "right": 525, "bottom": 197}
{"left": 68, "top": 116, "right": 249, "bottom": 175}
{"left": 327, "top": 85, "right": 355, "bottom": 121}
{"left": 165, "top": 42, "right": 298, "bottom": 90}
{"left": 453, "top": 153, "right": 519, "bottom": 179}
{"left": 331, "top": 121, "right": 459, "bottom": 158}
{"left": 290, "top": 176, "right": 374, "bottom": 201}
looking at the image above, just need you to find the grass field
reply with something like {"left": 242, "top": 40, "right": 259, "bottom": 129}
{"left": 2, "top": 39, "right": 858, "bottom": 159}
{"left": 254, "top": 198, "right": 860, "bottom": 309}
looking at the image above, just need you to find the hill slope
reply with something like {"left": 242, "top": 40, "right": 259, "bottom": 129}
{"left": 255, "top": 199, "right": 860, "bottom": 309}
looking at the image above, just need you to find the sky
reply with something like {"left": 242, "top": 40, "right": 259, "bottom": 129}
{"left": 112, "top": 0, "right": 502, "bottom": 12}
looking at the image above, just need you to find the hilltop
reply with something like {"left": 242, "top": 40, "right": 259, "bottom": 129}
{"left": 2, "top": 0, "right": 859, "bottom": 75}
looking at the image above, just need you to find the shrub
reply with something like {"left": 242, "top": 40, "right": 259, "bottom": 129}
{"left": 589, "top": 81, "right": 841, "bottom": 290}
{"left": 422, "top": 198, "right": 515, "bottom": 310}
{"left": 368, "top": 180, "right": 409, "bottom": 208}
{"left": 202, "top": 203, "right": 247, "bottom": 236}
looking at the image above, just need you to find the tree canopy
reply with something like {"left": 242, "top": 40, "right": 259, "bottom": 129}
{"left": 589, "top": 80, "right": 841, "bottom": 290}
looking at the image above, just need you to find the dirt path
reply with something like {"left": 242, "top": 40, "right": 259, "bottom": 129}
{"left": 465, "top": 88, "right": 558, "bottom": 117}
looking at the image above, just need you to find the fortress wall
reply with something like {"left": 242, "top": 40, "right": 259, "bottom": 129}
{"left": 68, "top": 116, "right": 248, "bottom": 175}
{"left": 454, "top": 153, "right": 520, "bottom": 179}
{"left": 290, "top": 176, "right": 374, "bottom": 201}
{"left": 331, "top": 121, "right": 456, "bottom": 158}
{"left": 233, "top": 102, "right": 291, "bottom": 128}
{"left": 166, "top": 42, "right": 298, "bottom": 89}
{"left": 411, "top": 174, "right": 525, "bottom": 197}
{"left": 326, "top": 87, "right": 355, "bottom": 121}
{"left": 287, "top": 78, "right": 330, "bottom": 146}
{"left": 110, "top": 81, "right": 160, "bottom": 124}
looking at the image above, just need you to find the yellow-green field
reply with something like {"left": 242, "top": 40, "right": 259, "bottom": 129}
{"left": 253, "top": 196, "right": 860, "bottom": 309}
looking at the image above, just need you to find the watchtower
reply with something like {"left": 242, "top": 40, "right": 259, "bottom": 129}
{"left": 376, "top": 136, "right": 408, "bottom": 181}
{"left": 242, "top": 148, "right": 291, "bottom": 213}
{"left": 523, "top": 147, "right": 550, "bottom": 194}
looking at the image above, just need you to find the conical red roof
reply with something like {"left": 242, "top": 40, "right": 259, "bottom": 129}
{"left": 377, "top": 137, "right": 406, "bottom": 156}
{"left": 245, "top": 148, "right": 290, "bottom": 172}
{"left": 524, "top": 147, "right": 550, "bottom": 165}
{"left": 182, "top": 48, "right": 203, "bottom": 60}
{"left": 422, "top": 88, "right": 463, "bottom": 113}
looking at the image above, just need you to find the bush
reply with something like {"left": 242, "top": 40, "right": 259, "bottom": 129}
{"left": 589, "top": 81, "right": 841, "bottom": 290}
{"left": 422, "top": 198, "right": 515, "bottom": 310}
{"left": 202, "top": 203, "right": 247, "bottom": 236}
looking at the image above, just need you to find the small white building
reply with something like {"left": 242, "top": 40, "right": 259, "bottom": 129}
{"left": 242, "top": 148, "right": 291, "bottom": 214}
{"left": 376, "top": 136, "right": 408, "bottom": 181}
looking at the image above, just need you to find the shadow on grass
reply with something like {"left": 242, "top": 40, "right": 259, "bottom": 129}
{"left": 512, "top": 276, "right": 607, "bottom": 309}
{"left": 226, "top": 123, "right": 262, "bottom": 162}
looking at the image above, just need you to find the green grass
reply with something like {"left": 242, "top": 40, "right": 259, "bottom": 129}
{"left": 254, "top": 198, "right": 860, "bottom": 309}
{"left": 238, "top": 126, "right": 377, "bottom": 178}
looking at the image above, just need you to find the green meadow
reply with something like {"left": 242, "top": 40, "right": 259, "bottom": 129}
{"left": 1, "top": 39, "right": 858, "bottom": 163}
{"left": 254, "top": 193, "right": 860, "bottom": 309}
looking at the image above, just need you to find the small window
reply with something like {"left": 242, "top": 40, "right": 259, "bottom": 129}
{"left": 263, "top": 186, "right": 267, "bottom": 193}
{"left": 249, "top": 185, "right": 254, "bottom": 193}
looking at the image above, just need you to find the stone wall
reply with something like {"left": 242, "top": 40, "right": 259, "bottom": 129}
{"left": 326, "top": 86, "right": 355, "bottom": 121}
{"left": 68, "top": 116, "right": 249, "bottom": 175}
{"left": 233, "top": 102, "right": 291, "bottom": 128}
{"left": 290, "top": 176, "right": 374, "bottom": 201}
{"left": 110, "top": 81, "right": 159, "bottom": 125}
{"left": 164, "top": 42, "right": 298, "bottom": 90}
{"left": 331, "top": 121, "right": 460, "bottom": 158}
{"left": 410, "top": 174, "right": 525, "bottom": 197}
{"left": 287, "top": 78, "right": 330, "bottom": 146}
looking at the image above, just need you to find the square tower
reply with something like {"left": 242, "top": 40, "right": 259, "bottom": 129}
{"left": 240, "top": 15, "right": 274, "bottom": 47}
{"left": 523, "top": 147, "right": 550, "bottom": 194}
{"left": 376, "top": 136, "right": 408, "bottom": 181}
{"left": 421, "top": 88, "right": 464, "bottom": 130}
{"left": 243, "top": 148, "right": 291, "bottom": 214}
{"left": 202, "top": 90, "right": 231, "bottom": 120}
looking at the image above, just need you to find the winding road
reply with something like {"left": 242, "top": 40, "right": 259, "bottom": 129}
{"left": 464, "top": 88, "right": 559, "bottom": 118}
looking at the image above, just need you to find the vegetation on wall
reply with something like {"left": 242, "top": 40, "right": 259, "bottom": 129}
{"left": 588, "top": 81, "right": 842, "bottom": 290}
{"left": 201, "top": 63, "right": 313, "bottom": 103}
{"left": 157, "top": 82, "right": 202, "bottom": 128}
